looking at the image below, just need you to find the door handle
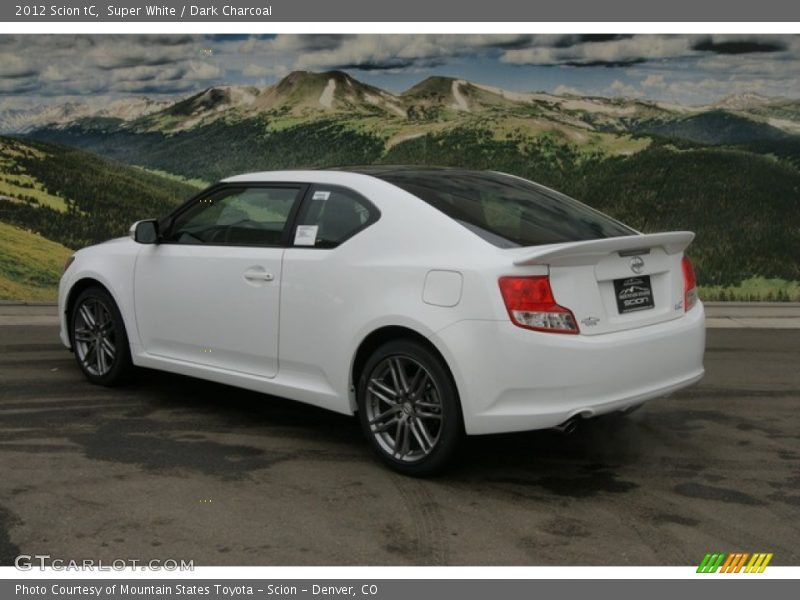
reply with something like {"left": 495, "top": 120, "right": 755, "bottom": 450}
{"left": 243, "top": 269, "right": 274, "bottom": 282}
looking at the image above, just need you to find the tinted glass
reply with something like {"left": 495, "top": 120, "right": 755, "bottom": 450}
{"left": 167, "top": 186, "right": 301, "bottom": 246}
{"left": 378, "top": 171, "right": 634, "bottom": 248}
{"left": 294, "top": 185, "right": 377, "bottom": 248}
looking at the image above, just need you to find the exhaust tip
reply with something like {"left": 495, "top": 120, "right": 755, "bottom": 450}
{"left": 552, "top": 416, "right": 581, "bottom": 435}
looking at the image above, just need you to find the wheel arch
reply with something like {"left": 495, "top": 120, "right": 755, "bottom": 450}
{"left": 349, "top": 325, "right": 462, "bottom": 417}
{"left": 64, "top": 277, "right": 131, "bottom": 348}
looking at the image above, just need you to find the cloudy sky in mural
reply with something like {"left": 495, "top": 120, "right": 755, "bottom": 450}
{"left": 1, "top": 34, "right": 799, "bottom": 109}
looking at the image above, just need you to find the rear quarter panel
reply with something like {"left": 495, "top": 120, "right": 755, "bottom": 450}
{"left": 277, "top": 180, "right": 507, "bottom": 414}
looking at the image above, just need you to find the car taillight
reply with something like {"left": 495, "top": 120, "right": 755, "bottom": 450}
{"left": 682, "top": 256, "right": 697, "bottom": 312}
{"left": 498, "top": 276, "right": 579, "bottom": 334}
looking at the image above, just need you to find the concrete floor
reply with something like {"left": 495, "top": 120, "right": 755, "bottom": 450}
{"left": 0, "top": 324, "right": 798, "bottom": 566}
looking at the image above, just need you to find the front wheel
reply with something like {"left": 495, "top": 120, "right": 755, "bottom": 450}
{"left": 357, "top": 339, "right": 464, "bottom": 476}
{"left": 70, "top": 286, "right": 133, "bottom": 386}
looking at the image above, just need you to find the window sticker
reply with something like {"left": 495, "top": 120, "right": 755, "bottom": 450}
{"left": 312, "top": 190, "right": 331, "bottom": 201}
{"left": 294, "top": 225, "right": 319, "bottom": 246}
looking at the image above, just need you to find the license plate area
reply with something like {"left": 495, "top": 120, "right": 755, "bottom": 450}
{"left": 613, "top": 275, "right": 654, "bottom": 314}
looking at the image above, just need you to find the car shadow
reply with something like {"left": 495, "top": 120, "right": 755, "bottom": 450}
{"left": 116, "top": 368, "right": 647, "bottom": 489}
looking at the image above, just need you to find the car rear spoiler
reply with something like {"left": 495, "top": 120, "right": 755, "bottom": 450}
{"left": 510, "top": 231, "right": 695, "bottom": 267}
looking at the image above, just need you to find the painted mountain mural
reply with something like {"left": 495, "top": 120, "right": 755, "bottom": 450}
{"left": 2, "top": 70, "right": 800, "bottom": 301}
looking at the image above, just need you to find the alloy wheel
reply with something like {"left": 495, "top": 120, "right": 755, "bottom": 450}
{"left": 73, "top": 297, "right": 117, "bottom": 377}
{"left": 364, "top": 355, "right": 444, "bottom": 463}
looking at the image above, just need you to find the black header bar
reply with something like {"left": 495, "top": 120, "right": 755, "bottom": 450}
{"left": 4, "top": 0, "right": 800, "bottom": 23}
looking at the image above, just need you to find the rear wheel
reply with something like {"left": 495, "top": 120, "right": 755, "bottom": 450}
{"left": 70, "top": 286, "right": 133, "bottom": 386}
{"left": 357, "top": 339, "right": 463, "bottom": 476}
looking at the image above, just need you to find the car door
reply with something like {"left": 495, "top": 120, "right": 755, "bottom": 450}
{"left": 133, "top": 184, "right": 306, "bottom": 378}
{"left": 278, "top": 184, "right": 381, "bottom": 401}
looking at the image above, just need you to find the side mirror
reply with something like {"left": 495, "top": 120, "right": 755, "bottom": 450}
{"left": 130, "top": 219, "right": 159, "bottom": 244}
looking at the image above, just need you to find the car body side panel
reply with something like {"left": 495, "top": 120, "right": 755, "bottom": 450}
{"left": 59, "top": 173, "right": 507, "bottom": 417}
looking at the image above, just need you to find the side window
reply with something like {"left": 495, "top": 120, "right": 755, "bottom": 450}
{"left": 166, "top": 186, "right": 302, "bottom": 246}
{"left": 293, "top": 185, "right": 377, "bottom": 248}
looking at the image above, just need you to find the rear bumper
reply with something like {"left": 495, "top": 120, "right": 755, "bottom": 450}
{"left": 432, "top": 302, "right": 705, "bottom": 435}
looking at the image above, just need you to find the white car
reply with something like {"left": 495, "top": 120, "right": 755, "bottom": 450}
{"left": 59, "top": 167, "right": 705, "bottom": 475}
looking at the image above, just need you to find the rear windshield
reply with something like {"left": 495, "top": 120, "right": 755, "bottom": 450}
{"left": 379, "top": 171, "right": 634, "bottom": 248}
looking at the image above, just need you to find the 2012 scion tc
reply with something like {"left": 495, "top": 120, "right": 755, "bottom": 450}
{"left": 59, "top": 167, "right": 705, "bottom": 476}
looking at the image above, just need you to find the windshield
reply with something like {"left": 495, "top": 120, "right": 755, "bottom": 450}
{"left": 378, "top": 170, "right": 635, "bottom": 248}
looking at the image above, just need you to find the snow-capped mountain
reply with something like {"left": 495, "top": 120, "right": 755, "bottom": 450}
{"left": 0, "top": 97, "right": 174, "bottom": 134}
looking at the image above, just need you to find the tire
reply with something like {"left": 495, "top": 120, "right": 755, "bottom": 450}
{"left": 357, "top": 339, "right": 464, "bottom": 476}
{"left": 70, "top": 286, "right": 134, "bottom": 386}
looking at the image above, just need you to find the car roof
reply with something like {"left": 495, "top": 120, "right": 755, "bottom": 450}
{"left": 221, "top": 170, "right": 373, "bottom": 184}
{"left": 328, "top": 165, "right": 479, "bottom": 176}
{"left": 222, "top": 166, "right": 494, "bottom": 184}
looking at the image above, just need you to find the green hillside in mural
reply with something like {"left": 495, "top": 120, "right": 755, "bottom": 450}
{"left": 3, "top": 71, "right": 800, "bottom": 301}
{"left": 0, "top": 136, "right": 198, "bottom": 300}
{"left": 0, "top": 221, "right": 73, "bottom": 301}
